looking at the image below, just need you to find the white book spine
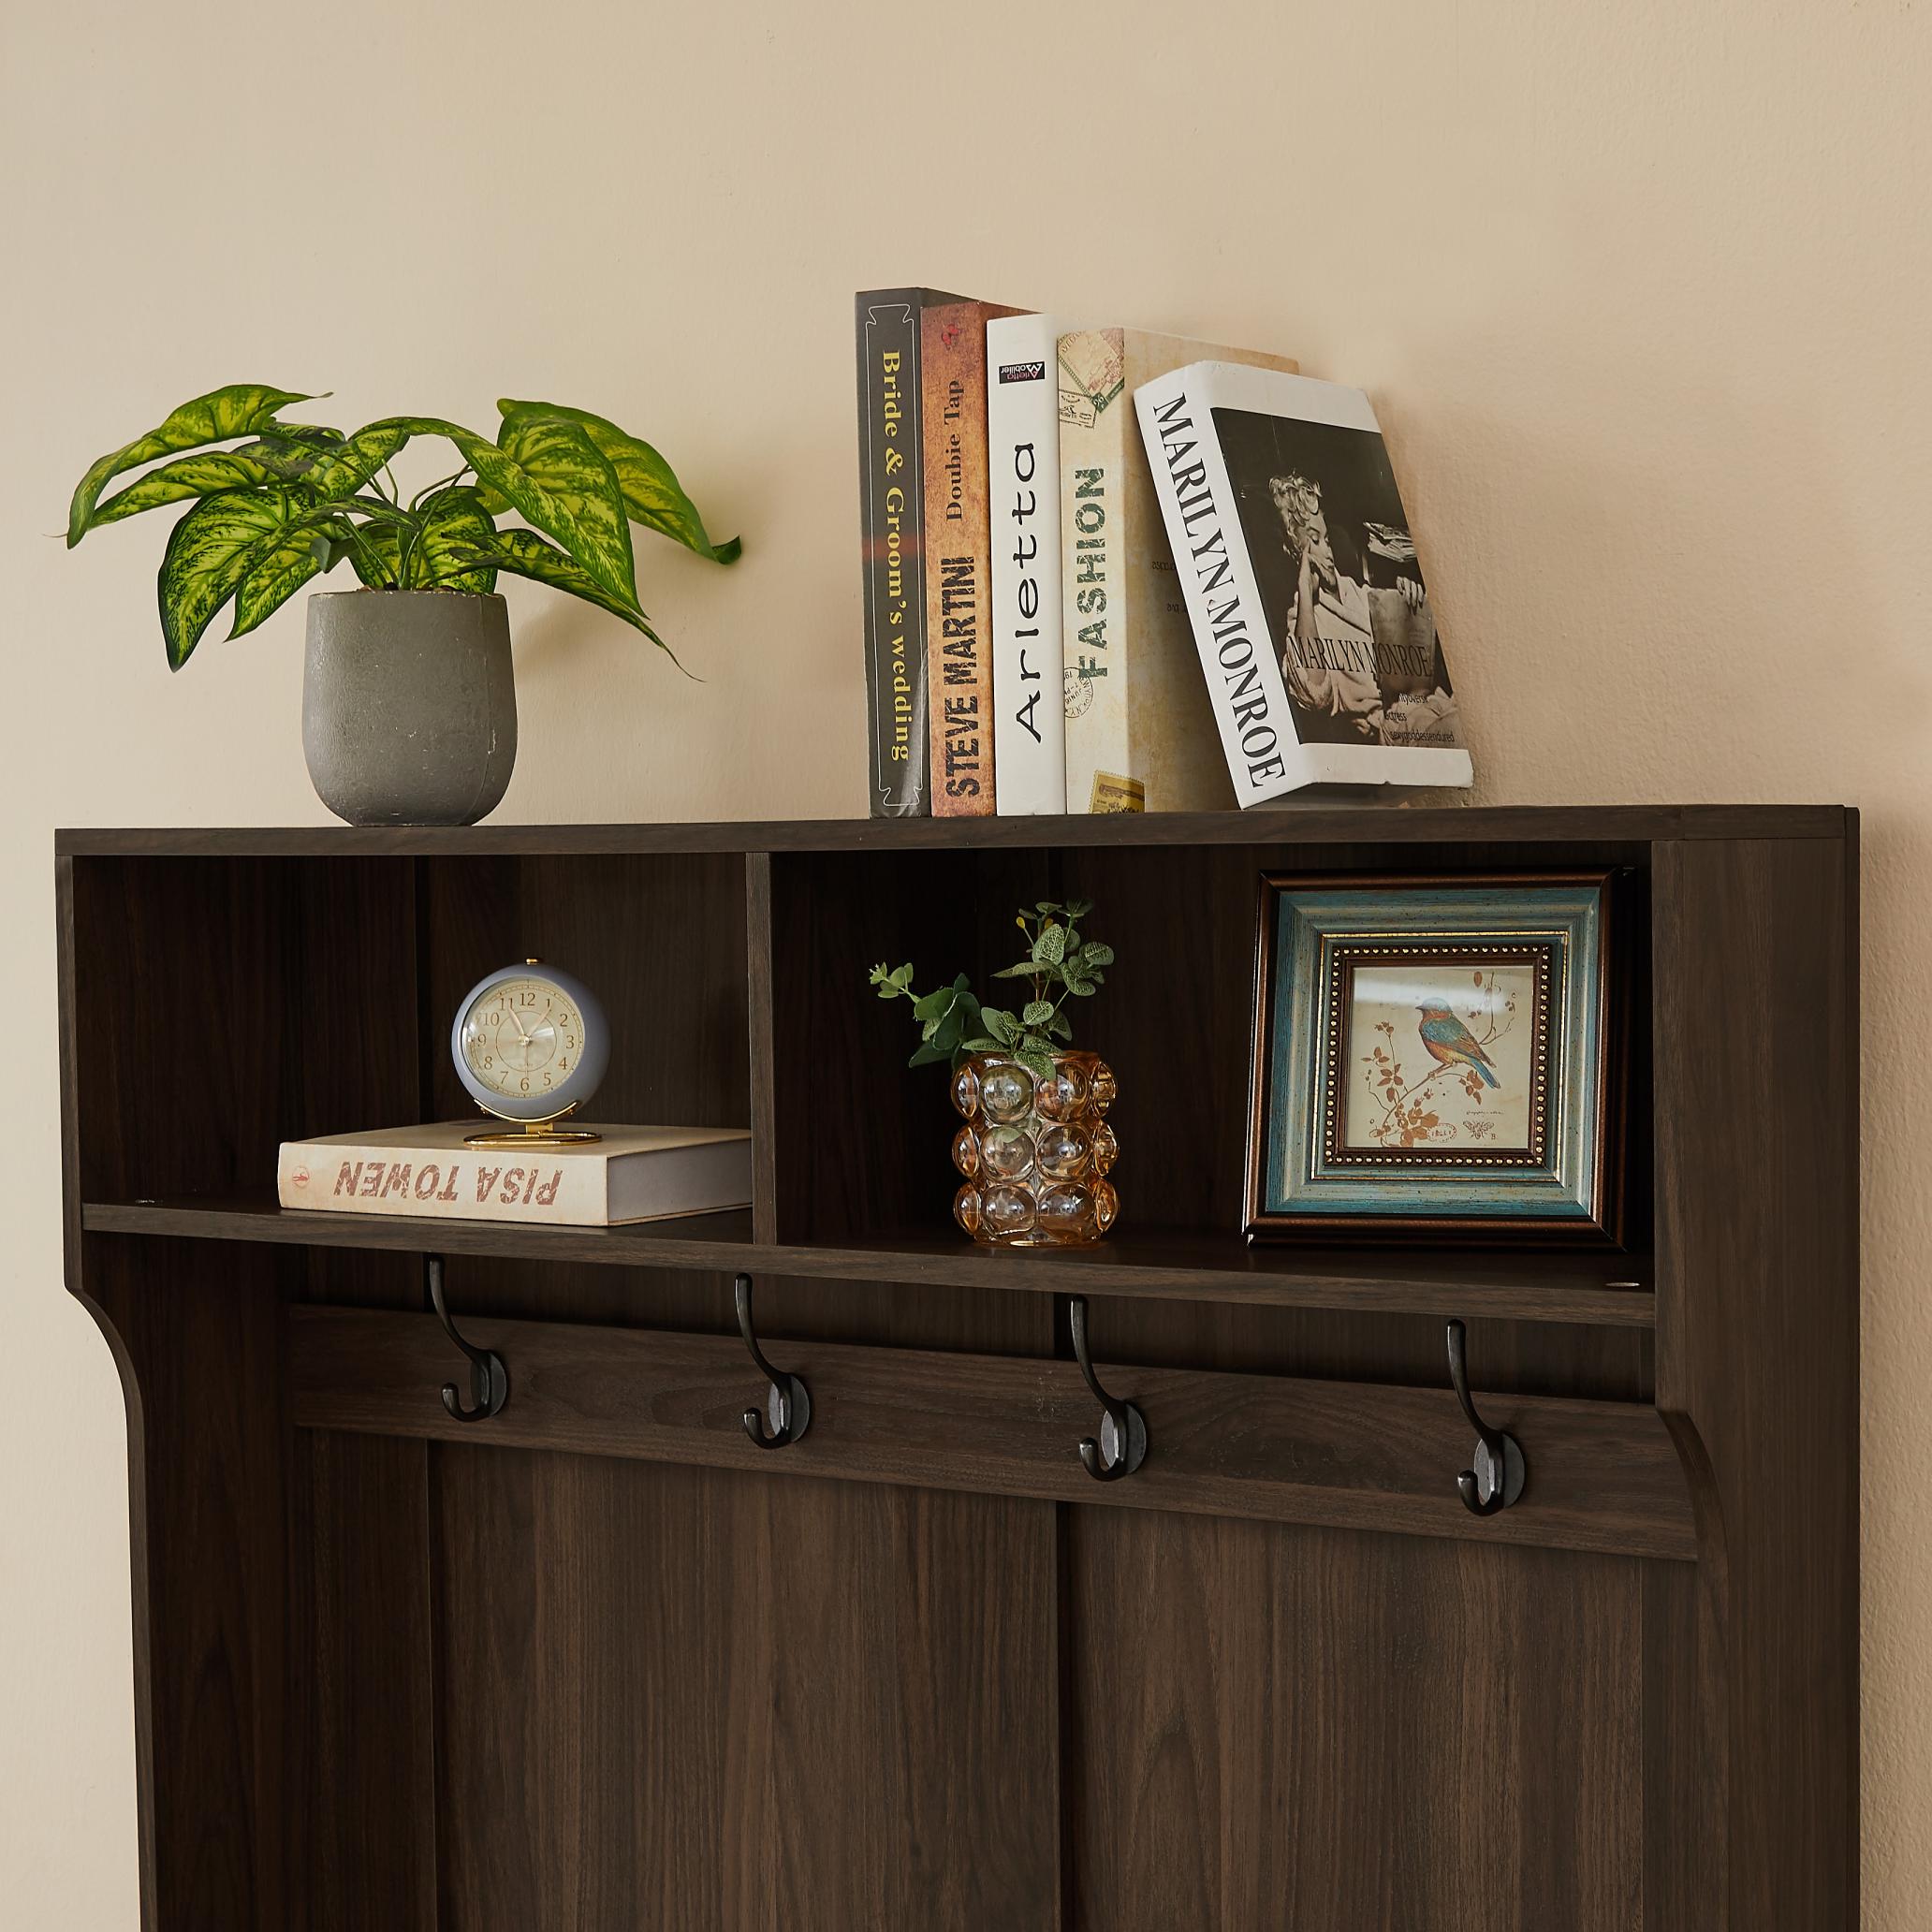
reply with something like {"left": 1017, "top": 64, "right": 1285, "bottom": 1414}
{"left": 986, "top": 314, "right": 1067, "bottom": 814}
{"left": 1134, "top": 368, "right": 1313, "bottom": 806}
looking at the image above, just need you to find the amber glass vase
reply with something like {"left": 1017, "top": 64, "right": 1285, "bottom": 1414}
{"left": 948, "top": 1049, "right": 1120, "bottom": 1246}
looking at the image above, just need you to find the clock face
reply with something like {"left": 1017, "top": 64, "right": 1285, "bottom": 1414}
{"left": 459, "top": 975, "right": 588, "bottom": 1108}
{"left": 451, "top": 960, "right": 610, "bottom": 1123}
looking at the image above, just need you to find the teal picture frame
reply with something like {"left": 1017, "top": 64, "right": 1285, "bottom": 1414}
{"left": 1244, "top": 871, "right": 1623, "bottom": 1241}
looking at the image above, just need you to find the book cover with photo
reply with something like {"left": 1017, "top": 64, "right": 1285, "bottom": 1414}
{"left": 1135, "top": 362, "right": 1473, "bottom": 801}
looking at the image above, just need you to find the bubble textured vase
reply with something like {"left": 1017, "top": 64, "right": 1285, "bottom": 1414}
{"left": 949, "top": 1050, "right": 1120, "bottom": 1247}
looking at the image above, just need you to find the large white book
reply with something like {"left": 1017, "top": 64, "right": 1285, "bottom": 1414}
{"left": 1134, "top": 361, "right": 1474, "bottom": 802}
{"left": 985, "top": 313, "right": 1067, "bottom": 814}
{"left": 277, "top": 1122, "right": 753, "bottom": 1227}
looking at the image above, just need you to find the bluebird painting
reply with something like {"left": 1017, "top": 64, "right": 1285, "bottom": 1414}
{"left": 1416, "top": 1004, "right": 1500, "bottom": 1087}
{"left": 1348, "top": 965, "right": 1527, "bottom": 1150}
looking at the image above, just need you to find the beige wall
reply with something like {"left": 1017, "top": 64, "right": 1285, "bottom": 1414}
{"left": 2, "top": 0, "right": 1924, "bottom": 1920}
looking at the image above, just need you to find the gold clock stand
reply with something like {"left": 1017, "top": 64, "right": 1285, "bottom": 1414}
{"left": 463, "top": 1101, "right": 603, "bottom": 1149}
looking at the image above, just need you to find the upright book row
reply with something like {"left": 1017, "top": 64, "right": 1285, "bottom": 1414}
{"left": 855, "top": 289, "right": 1473, "bottom": 818}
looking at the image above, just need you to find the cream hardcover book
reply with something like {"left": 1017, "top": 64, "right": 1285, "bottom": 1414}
{"left": 1057, "top": 327, "right": 1299, "bottom": 813}
{"left": 278, "top": 1122, "right": 754, "bottom": 1226}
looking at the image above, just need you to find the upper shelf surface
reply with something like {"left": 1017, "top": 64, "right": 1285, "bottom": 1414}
{"left": 54, "top": 802, "right": 1852, "bottom": 859}
{"left": 80, "top": 1193, "right": 1655, "bottom": 1326}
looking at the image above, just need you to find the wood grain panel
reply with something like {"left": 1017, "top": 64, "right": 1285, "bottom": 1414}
{"left": 55, "top": 802, "right": 1851, "bottom": 861}
{"left": 285, "top": 1431, "right": 437, "bottom": 1932}
{"left": 1652, "top": 835, "right": 1859, "bottom": 1929}
{"left": 80, "top": 1196, "right": 1657, "bottom": 1326}
{"left": 1641, "top": 1542, "right": 1728, "bottom": 1930}
{"left": 745, "top": 852, "right": 779, "bottom": 1243}
{"left": 66, "top": 856, "right": 417, "bottom": 1206}
{"left": 287, "top": 1307, "right": 1695, "bottom": 1560}
{"left": 1066, "top": 1515, "right": 1645, "bottom": 1930}
{"left": 73, "top": 1236, "right": 293, "bottom": 1932}
{"left": 432, "top": 1448, "right": 1057, "bottom": 1931}
{"left": 765, "top": 848, "right": 998, "bottom": 1241}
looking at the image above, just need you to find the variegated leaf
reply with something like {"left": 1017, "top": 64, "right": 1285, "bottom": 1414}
{"left": 231, "top": 429, "right": 346, "bottom": 485}
{"left": 370, "top": 417, "right": 639, "bottom": 610}
{"left": 406, "top": 487, "right": 498, "bottom": 593}
{"left": 302, "top": 421, "right": 414, "bottom": 504}
{"left": 499, "top": 399, "right": 740, "bottom": 563}
{"left": 91, "top": 448, "right": 282, "bottom": 527}
{"left": 345, "top": 522, "right": 402, "bottom": 589}
{"left": 70, "top": 384, "right": 316, "bottom": 545}
{"left": 452, "top": 528, "right": 669, "bottom": 655}
{"left": 156, "top": 489, "right": 326, "bottom": 668}
{"left": 230, "top": 525, "right": 328, "bottom": 638}
{"left": 488, "top": 413, "right": 638, "bottom": 605}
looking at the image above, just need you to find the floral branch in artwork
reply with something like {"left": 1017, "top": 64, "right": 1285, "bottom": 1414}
{"left": 1358, "top": 969, "right": 1517, "bottom": 1149}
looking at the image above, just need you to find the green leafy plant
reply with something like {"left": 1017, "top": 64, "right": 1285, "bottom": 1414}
{"left": 868, "top": 900, "right": 1115, "bottom": 1082}
{"left": 66, "top": 383, "right": 739, "bottom": 669}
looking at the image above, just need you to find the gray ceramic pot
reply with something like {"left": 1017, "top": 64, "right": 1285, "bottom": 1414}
{"left": 302, "top": 591, "right": 517, "bottom": 826}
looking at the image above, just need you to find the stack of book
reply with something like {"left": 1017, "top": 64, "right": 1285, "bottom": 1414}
{"left": 855, "top": 290, "right": 1474, "bottom": 817}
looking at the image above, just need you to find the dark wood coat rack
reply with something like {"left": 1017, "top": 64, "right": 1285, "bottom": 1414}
{"left": 57, "top": 805, "right": 1858, "bottom": 1930}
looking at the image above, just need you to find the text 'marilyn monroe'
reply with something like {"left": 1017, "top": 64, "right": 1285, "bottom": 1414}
{"left": 1146, "top": 391, "right": 1290, "bottom": 791}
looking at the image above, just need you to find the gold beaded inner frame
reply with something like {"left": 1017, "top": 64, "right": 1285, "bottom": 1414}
{"left": 1317, "top": 939, "right": 1557, "bottom": 1171}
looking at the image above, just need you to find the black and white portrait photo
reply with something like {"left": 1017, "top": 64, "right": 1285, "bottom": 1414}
{"left": 1212, "top": 406, "right": 1465, "bottom": 752}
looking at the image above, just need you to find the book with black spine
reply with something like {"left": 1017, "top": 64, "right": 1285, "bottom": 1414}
{"left": 855, "top": 287, "right": 964, "bottom": 817}
{"left": 1134, "top": 361, "right": 1474, "bottom": 801}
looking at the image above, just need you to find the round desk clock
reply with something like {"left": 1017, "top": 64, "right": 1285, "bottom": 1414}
{"left": 451, "top": 959, "right": 610, "bottom": 1147}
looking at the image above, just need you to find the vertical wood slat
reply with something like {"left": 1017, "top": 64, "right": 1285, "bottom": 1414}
{"left": 285, "top": 1432, "right": 438, "bottom": 1932}
{"left": 1064, "top": 1513, "right": 1645, "bottom": 1930}
{"left": 746, "top": 853, "right": 779, "bottom": 1245}
{"left": 73, "top": 1237, "right": 292, "bottom": 1932}
{"left": 1651, "top": 838, "right": 1859, "bottom": 1931}
{"left": 432, "top": 1449, "right": 1059, "bottom": 1932}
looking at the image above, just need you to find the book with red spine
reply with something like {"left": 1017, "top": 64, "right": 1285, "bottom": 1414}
{"left": 921, "top": 298, "right": 1023, "bottom": 815}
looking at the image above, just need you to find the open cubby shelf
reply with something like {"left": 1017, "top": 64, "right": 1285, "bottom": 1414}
{"left": 80, "top": 1193, "right": 1658, "bottom": 1324}
{"left": 56, "top": 803, "right": 1858, "bottom": 1931}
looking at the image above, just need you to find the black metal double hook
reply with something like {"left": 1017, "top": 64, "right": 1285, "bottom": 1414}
{"left": 429, "top": 1254, "right": 509, "bottom": 1422}
{"left": 1069, "top": 1295, "right": 1147, "bottom": 1481}
{"left": 1446, "top": 1319, "right": 1524, "bottom": 1515}
{"left": 735, "top": 1274, "right": 811, "bottom": 1449}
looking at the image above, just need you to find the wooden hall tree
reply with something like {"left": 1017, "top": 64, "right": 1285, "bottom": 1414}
{"left": 56, "top": 805, "right": 1857, "bottom": 1930}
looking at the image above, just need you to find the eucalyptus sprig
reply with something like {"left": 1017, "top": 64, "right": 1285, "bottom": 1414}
{"left": 868, "top": 900, "right": 1115, "bottom": 1083}
{"left": 66, "top": 383, "right": 740, "bottom": 670}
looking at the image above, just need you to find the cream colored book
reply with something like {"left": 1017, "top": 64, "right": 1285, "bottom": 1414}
{"left": 1058, "top": 328, "right": 1299, "bottom": 812}
{"left": 277, "top": 1122, "right": 753, "bottom": 1226}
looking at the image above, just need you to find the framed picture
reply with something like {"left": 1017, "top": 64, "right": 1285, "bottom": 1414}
{"left": 1245, "top": 871, "right": 1624, "bottom": 1242}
